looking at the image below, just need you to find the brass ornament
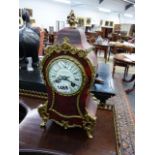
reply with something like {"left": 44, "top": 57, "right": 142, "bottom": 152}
{"left": 43, "top": 37, "right": 87, "bottom": 59}
{"left": 67, "top": 10, "right": 78, "bottom": 28}
{"left": 38, "top": 101, "right": 49, "bottom": 127}
{"left": 83, "top": 113, "right": 96, "bottom": 139}
{"left": 19, "top": 88, "right": 47, "bottom": 100}
{"left": 50, "top": 119, "right": 82, "bottom": 129}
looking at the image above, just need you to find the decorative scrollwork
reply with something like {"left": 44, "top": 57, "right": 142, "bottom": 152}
{"left": 19, "top": 88, "right": 47, "bottom": 99}
{"left": 61, "top": 121, "right": 69, "bottom": 129}
{"left": 43, "top": 37, "right": 87, "bottom": 59}
{"left": 38, "top": 101, "right": 49, "bottom": 127}
{"left": 83, "top": 113, "right": 96, "bottom": 139}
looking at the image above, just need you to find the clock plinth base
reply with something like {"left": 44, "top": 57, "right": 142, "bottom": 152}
{"left": 38, "top": 95, "right": 97, "bottom": 139}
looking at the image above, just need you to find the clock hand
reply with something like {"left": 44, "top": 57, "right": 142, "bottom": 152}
{"left": 62, "top": 76, "right": 80, "bottom": 87}
{"left": 54, "top": 75, "right": 69, "bottom": 83}
{"left": 54, "top": 76, "right": 64, "bottom": 83}
{"left": 54, "top": 78, "right": 61, "bottom": 83}
{"left": 55, "top": 75, "right": 79, "bottom": 87}
{"left": 61, "top": 76, "right": 70, "bottom": 80}
{"left": 66, "top": 78, "right": 79, "bottom": 87}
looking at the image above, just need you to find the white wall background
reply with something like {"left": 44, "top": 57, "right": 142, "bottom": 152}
{"left": 19, "top": 0, "right": 135, "bottom": 30}
{"left": 19, "top": 0, "right": 70, "bottom": 30}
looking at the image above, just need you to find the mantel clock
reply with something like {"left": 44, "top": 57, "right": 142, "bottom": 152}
{"left": 38, "top": 38, "right": 98, "bottom": 138}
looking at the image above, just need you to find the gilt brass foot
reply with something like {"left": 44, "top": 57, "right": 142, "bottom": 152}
{"left": 40, "top": 121, "right": 47, "bottom": 128}
{"left": 83, "top": 114, "right": 96, "bottom": 139}
{"left": 86, "top": 129, "right": 93, "bottom": 139}
{"left": 38, "top": 101, "right": 49, "bottom": 128}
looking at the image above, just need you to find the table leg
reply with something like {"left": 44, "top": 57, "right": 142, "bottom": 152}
{"left": 123, "top": 74, "right": 135, "bottom": 83}
{"left": 123, "top": 74, "right": 135, "bottom": 93}
{"left": 104, "top": 50, "right": 107, "bottom": 63}
{"left": 112, "top": 63, "right": 115, "bottom": 78}
{"left": 122, "top": 65, "right": 129, "bottom": 81}
{"left": 125, "top": 82, "right": 135, "bottom": 94}
{"left": 95, "top": 48, "right": 98, "bottom": 57}
{"left": 108, "top": 47, "right": 111, "bottom": 61}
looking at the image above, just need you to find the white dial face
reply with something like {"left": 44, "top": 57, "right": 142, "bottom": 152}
{"left": 48, "top": 58, "right": 83, "bottom": 95}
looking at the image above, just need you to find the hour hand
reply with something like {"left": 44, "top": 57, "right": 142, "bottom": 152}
{"left": 54, "top": 78, "right": 61, "bottom": 83}
{"left": 54, "top": 76, "right": 63, "bottom": 83}
{"left": 54, "top": 75, "right": 69, "bottom": 83}
{"left": 61, "top": 76, "right": 70, "bottom": 80}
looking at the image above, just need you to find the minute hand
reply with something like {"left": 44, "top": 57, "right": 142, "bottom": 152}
{"left": 66, "top": 79, "right": 79, "bottom": 87}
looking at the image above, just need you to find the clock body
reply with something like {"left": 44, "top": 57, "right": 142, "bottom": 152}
{"left": 38, "top": 28, "right": 98, "bottom": 138}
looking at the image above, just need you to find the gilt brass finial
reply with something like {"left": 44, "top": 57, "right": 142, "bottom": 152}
{"left": 67, "top": 10, "right": 78, "bottom": 28}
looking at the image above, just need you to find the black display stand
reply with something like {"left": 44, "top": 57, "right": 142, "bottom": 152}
{"left": 19, "top": 63, "right": 115, "bottom": 104}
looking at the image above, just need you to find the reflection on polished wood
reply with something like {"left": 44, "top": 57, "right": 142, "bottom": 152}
{"left": 19, "top": 96, "right": 117, "bottom": 155}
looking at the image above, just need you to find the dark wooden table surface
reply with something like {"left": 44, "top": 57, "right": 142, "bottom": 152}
{"left": 114, "top": 53, "right": 135, "bottom": 65}
{"left": 19, "top": 96, "right": 117, "bottom": 155}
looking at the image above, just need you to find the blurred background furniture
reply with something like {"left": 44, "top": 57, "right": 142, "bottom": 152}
{"left": 38, "top": 28, "right": 45, "bottom": 56}
{"left": 124, "top": 74, "right": 135, "bottom": 94}
{"left": 108, "top": 41, "right": 135, "bottom": 60}
{"left": 112, "top": 53, "right": 135, "bottom": 93}
{"left": 94, "top": 43, "right": 109, "bottom": 63}
{"left": 101, "top": 27, "right": 113, "bottom": 38}
{"left": 85, "top": 31, "right": 97, "bottom": 44}
{"left": 112, "top": 53, "right": 135, "bottom": 79}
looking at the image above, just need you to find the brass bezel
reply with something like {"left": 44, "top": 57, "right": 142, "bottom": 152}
{"left": 46, "top": 55, "right": 86, "bottom": 96}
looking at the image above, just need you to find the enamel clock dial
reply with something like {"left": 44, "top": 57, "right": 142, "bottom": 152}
{"left": 48, "top": 58, "right": 83, "bottom": 95}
